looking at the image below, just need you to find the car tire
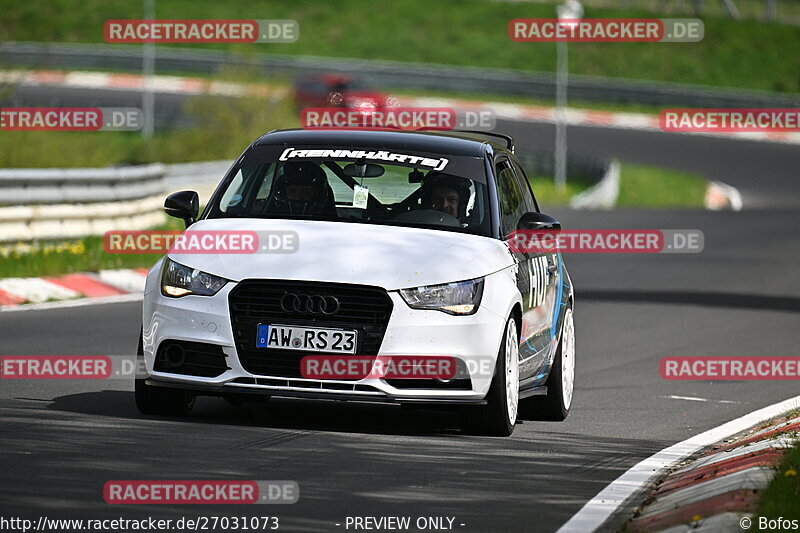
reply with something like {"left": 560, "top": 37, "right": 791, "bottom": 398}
{"left": 522, "top": 305, "right": 575, "bottom": 421}
{"left": 134, "top": 327, "right": 195, "bottom": 416}
{"left": 460, "top": 316, "right": 519, "bottom": 437}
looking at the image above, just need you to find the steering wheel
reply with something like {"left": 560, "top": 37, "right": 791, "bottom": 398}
{"left": 392, "top": 209, "right": 461, "bottom": 227}
{"left": 366, "top": 195, "right": 392, "bottom": 218}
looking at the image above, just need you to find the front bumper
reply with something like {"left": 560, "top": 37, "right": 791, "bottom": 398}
{"left": 142, "top": 272, "right": 509, "bottom": 404}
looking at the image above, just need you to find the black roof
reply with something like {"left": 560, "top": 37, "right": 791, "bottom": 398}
{"left": 253, "top": 129, "right": 511, "bottom": 157}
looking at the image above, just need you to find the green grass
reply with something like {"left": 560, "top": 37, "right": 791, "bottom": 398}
{"left": 529, "top": 176, "right": 594, "bottom": 207}
{"left": 756, "top": 438, "right": 800, "bottom": 521}
{"left": 617, "top": 162, "right": 707, "bottom": 207}
{"left": 528, "top": 161, "right": 707, "bottom": 208}
{"left": 0, "top": 80, "right": 298, "bottom": 167}
{"left": 0, "top": 220, "right": 181, "bottom": 279}
{"left": 1, "top": 0, "right": 799, "bottom": 94}
{"left": 0, "top": 131, "right": 140, "bottom": 168}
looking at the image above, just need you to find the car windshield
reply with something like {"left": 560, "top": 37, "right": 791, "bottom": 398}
{"left": 205, "top": 144, "right": 492, "bottom": 237}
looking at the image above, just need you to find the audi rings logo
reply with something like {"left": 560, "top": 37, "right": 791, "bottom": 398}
{"left": 280, "top": 293, "right": 341, "bottom": 316}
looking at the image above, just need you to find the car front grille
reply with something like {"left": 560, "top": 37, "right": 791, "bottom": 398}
{"left": 229, "top": 279, "right": 393, "bottom": 378}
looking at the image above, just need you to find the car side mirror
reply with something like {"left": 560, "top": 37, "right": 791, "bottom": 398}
{"left": 518, "top": 211, "right": 561, "bottom": 231}
{"left": 164, "top": 191, "right": 199, "bottom": 228}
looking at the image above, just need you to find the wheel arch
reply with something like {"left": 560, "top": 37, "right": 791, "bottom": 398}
{"left": 510, "top": 302, "right": 522, "bottom": 336}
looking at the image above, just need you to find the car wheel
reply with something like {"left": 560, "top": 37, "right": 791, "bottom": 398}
{"left": 134, "top": 327, "right": 195, "bottom": 416}
{"left": 460, "top": 316, "right": 519, "bottom": 436}
{"left": 523, "top": 305, "right": 575, "bottom": 421}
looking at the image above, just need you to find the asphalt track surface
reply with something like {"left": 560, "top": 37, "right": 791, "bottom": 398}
{"left": 1, "top": 111, "right": 799, "bottom": 532}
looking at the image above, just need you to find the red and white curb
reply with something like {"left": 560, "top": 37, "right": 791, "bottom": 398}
{"left": 1, "top": 69, "right": 798, "bottom": 145}
{"left": 0, "top": 69, "right": 286, "bottom": 98}
{"left": 399, "top": 95, "right": 800, "bottom": 146}
{"left": 557, "top": 395, "right": 800, "bottom": 533}
{"left": 0, "top": 268, "right": 148, "bottom": 310}
{"left": 628, "top": 414, "right": 800, "bottom": 532}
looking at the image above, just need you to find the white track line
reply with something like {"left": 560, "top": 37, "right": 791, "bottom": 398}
{"left": 0, "top": 293, "right": 143, "bottom": 313}
{"left": 661, "top": 395, "right": 740, "bottom": 404}
{"left": 665, "top": 395, "right": 709, "bottom": 402}
{"left": 556, "top": 394, "right": 800, "bottom": 533}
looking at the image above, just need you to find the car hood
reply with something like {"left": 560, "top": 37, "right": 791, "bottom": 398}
{"left": 168, "top": 218, "right": 511, "bottom": 291}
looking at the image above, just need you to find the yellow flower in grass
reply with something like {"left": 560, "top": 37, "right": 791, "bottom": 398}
{"left": 14, "top": 243, "right": 34, "bottom": 255}
{"left": 785, "top": 469, "right": 797, "bottom": 477}
{"left": 69, "top": 242, "right": 85, "bottom": 255}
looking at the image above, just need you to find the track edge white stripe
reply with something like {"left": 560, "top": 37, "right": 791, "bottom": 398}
{"left": 556, "top": 394, "right": 800, "bottom": 533}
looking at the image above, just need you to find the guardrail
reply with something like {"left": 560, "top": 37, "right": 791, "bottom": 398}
{"left": 570, "top": 159, "right": 620, "bottom": 209}
{"left": 517, "top": 149, "right": 609, "bottom": 185}
{"left": 2, "top": 41, "right": 799, "bottom": 108}
{"left": 0, "top": 163, "right": 167, "bottom": 205}
{"left": 0, "top": 163, "right": 167, "bottom": 242}
{"left": 516, "top": 149, "right": 617, "bottom": 208}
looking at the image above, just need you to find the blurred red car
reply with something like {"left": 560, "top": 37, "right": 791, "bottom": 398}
{"left": 293, "top": 74, "right": 397, "bottom": 112}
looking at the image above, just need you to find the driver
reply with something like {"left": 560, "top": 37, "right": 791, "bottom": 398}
{"left": 267, "top": 162, "right": 337, "bottom": 216}
{"left": 421, "top": 172, "right": 471, "bottom": 220}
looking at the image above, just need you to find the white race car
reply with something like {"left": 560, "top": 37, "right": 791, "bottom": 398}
{"left": 136, "top": 129, "right": 575, "bottom": 436}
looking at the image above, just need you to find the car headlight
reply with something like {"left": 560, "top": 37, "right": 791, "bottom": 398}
{"left": 399, "top": 277, "right": 484, "bottom": 315}
{"left": 161, "top": 259, "right": 228, "bottom": 298}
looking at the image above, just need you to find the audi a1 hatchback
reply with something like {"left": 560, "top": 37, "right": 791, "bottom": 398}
{"left": 136, "top": 129, "right": 575, "bottom": 436}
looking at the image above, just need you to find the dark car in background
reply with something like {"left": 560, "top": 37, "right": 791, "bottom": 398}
{"left": 292, "top": 74, "right": 396, "bottom": 112}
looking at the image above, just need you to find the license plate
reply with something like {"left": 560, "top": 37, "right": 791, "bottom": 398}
{"left": 256, "top": 324, "right": 358, "bottom": 354}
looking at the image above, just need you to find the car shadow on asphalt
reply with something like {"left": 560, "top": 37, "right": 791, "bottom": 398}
{"left": 44, "top": 389, "right": 490, "bottom": 436}
{"left": 45, "top": 389, "right": 568, "bottom": 437}
{"left": 6, "top": 391, "right": 668, "bottom": 532}
{"left": 581, "top": 289, "right": 800, "bottom": 313}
